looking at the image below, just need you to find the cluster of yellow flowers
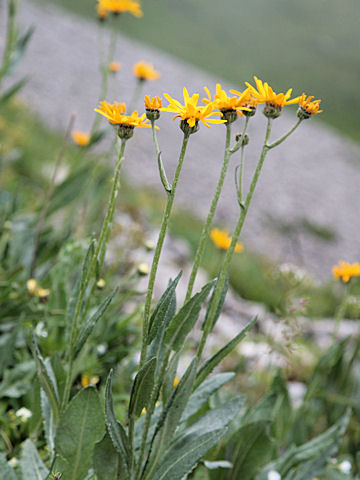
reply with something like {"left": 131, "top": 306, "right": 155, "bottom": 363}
{"left": 26, "top": 279, "right": 50, "bottom": 299}
{"left": 332, "top": 261, "right": 360, "bottom": 283}
{"left": 210, "top": 228, "right": 243, "bottom": 253}
{"left": 96, "top": 0, "right": 142, "bottom": 19}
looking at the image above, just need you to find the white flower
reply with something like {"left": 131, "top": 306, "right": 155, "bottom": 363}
{"left": 15, "top": 407, "right": 32, "bottom": 421}
{"left": 97, "top": 344, "right": 107, "bottom": 355}
{"left": 338, "top": 460, "right": 351, "bottom": 474}
{"left": 35, "top": 321, "right": 48, "bottom": 338}
{"left": 9, "top": 457, "right": 19, "bottom": 467}
{"left": 268, "top": 470, "right": 281, "bottom": 480}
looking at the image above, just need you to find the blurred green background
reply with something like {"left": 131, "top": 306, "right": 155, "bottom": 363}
{"left": 40, "top": 0, "right": 360, "bottom": 142}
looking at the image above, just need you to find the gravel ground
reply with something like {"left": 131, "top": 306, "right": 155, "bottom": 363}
{"left": 2, "top": 1, "right": 360, "bottom": 281}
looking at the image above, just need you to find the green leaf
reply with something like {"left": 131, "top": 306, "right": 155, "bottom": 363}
{"left": 93, "top": 432, "right": 122, "bottom": 480}
{"left": 129, "top": 357, "right": 157, "bottom": 417}
{"left": 143, "top": 359, "right": 198, "bottom": 478}
{"left": 256, "top": 410, "right": 350, "bottom": 480}
{"left": 148, "top": 272, "right": 181, "bottom": 344}
{"left": 230, "top": 421, "right": 274, "bottom": 480}
{"left": 149, "top": 429, "right": 225, "bottom": 480}
{"left": 79, "top": 239, "right": 95, "bottom": 294}
{"left": 7, "top": 26, "right": 35, "bottom": 75}
{"left": 55, "top": 387, "right": 105, "bottom": 480}
{"left": 74, "top": 287, "right": 118, "bottom": 356}
{"left": 31, "top": 333, "right": 59, "bottom": 424}
{"left": 105, "top": 371, "right": 130, "bottom": 476}
{"left": 195, "top": 317, "right": 256, "bottom": 389}
{"left": 0, "top": 453, "right": 17, "bottom": 480}
{"left": 50, "top": 352, "right": 67, "bottom": 404}
{"left": 20, "top": 439, "right": 47, "bottom": 480}
{"left": 89, "top": 129, "right": 107, "bottom": 147}
{"left": 0, "top": 360, "right": 35, "bottom": 398}
{"left": 40, "top": 389, "right": 55, "bottom": 460}
{"left": 0, "top": 78, "right": 27, "bottom": 106}
{"left": 165, "top": 281, "right": 214, "bottom": 351}
{"left": 202, "top": 273, "right": 229, "bottom": 332}
{"left": 162, "top": 351, "right": 180, "bottom": 404}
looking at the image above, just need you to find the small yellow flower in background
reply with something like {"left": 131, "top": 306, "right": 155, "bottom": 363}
{"left": 94, "top": 101, "right": 151, "bottom": 128}
{"left": 203, "top": 84, "right": 252, "bottom": 121}
{"left": 133, "top": 61, "right": 160, "bottom": 81}
{"left": 173, "top": 376, "right": 179, "bottom": 388}
{"left": 332, "top": 261, "right": 360, "bottom": 283}
{"left": 162, "top": 87, "right": 226, "bottom": 129}
{"left": 137, "top": 263, "right": 150, "bottom": 276}
{"left": 96, "top": 278, "right": 106, "bottom": 289}
{"left": 297, "top": 93, "right": 322, "bottom": 119}
{"left": 27, "top": 279, "right": 50, "bottom": 299}
{"left": 145, "top": 95, "right": 162, "bottom": 110}
{"left": 71, "top": 130, "right": 90, "bottom": 147}
{"left": 97, "top": 0, "right": 143, "bottom": 17}
{"left": 210, "top": 228, "right": 243, "bottom": 253}
{"left": 108, "top": 61, "right": 122, "bottom": 73}
{"left": 141, "top": 407, "right": 147, "bottom": 416}
{"left": 81, "top": 374, "right": 100, "bottom": 388}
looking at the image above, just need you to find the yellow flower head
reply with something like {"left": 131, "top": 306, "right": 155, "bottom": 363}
{"left": 203, "top": 84, "right": 252, "bottom": 117}
{"left": 297, "top": 93, "right": 322, "bottom": 119}
{"left": 161, "top": 87, "right": 226, "bottom": 129}
{"left": 245, "top": 76, "right": 299, "bottom": 118}
{"left": 94, "top": 101, "right": 151, "bottom": 128}
{"left": 332, "top": 261, "right": 360, "bottom": 283}
{"left": 97, "top": 0, "right": 143, "bottom": 17}
{"left": 27, "top": 278, "right": 50, "bottom": 299}
{"left": 71, "top": 130, "right": 90, "bottom": 147}
{"left": 210, "top": 228, "right": 243, "bottom": 253}
{"left": 108, "top": 61, "right": 121, "bottom": 73}
{"left": 145, "top": 95, "right": 162, "bottom": 110}
{"left": 133, "top": 61, "right": 160, "bottom": 81}
{"left": 96, "top": 3, "right": 109, "bottom": 19}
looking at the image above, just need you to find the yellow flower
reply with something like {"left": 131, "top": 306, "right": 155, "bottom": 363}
{"left": 332, "top": 261, "right": 360, "bottom": 283}
{"left": 27, "top": 278, "right": 50, "bottom": 299}
{"left": 297, "top": 93, "right": 322, "bottom": 119}
{"left": 245, "top": 76, "right": 299, "bottom": 117}
{"left": 81, "top": 374, "right": 100, "bottom": 388}
{"left": 71, "top": 130, "right": 90, "bottom": 147}
{"left": 210, "top": 228, "right": 243, "bottom": 253}
{"left": 96, "top": 3, "right": 108, "bottom": 19}
{"left": 173, "top": 376, "right": 179, "bottom": 388}
{"left": 108, "top": 61, "right": 121, "bottom": 73}
{"left": 97, "top": 0, "right": 143, "bottom": 17}
{"left": 162, "top": 87, "right": 226, "bottom": 128}
{"left": 133, "top": 61, "right": 160, "bottom": 81}
{"left": 145, "top": 95, "right": 162, "bottom": 110}
{"left": 203, "top": 84, "right": 252, "bottom": 117}
{"left": 94, "top": 101, "right": 151, "bottom": 128}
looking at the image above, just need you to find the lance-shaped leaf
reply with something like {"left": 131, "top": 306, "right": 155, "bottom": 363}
{"left": 40, "top": 389, "right": 55, "bottom": 460}
{"left": 0, "top": 453, "right": 17, "bottom": 480}
{"left": 148, "top": 272, "right": 181, "bottom": 344}
{"left": 129, "top": 357, "right": 157, "bottom": 417}
{"left": 93, "top": 432, "right": 122, "bottom": 480}
{"left": 165, "top": 281, "right": 214, "bottom": 351}
{"left": 31, "top": 333, "right": 59, "bottom": 424}
{"left": 195, "top": 317, "right": 256, "bottom": 389}
{"left": 20, "top": 439, "right": 48, "bottom": 480}
{"left": 202, "top": 273, "right": 229, "bottom": 332}
{"left": 74, "top": 287, "right": 118, "bottom": 356}
{"left": 55, "top": 387, "right": 105, "bottom": 480}
{"left": 7, "top": 26, "right": 35, "bottom": 75}
{"left": 105, "top": 371, "right": 130, "bottom": 476}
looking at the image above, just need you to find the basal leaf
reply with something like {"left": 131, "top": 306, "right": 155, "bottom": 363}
{"left": 20, "top": 439, "right": 47, "bottom": 480}
{"left": 129, "top": 357, "right": 157, "bottom": 417}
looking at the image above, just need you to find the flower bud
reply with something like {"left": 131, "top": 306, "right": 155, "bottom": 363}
{"left": 117, "top": 124, "right": 134, "bottom": 140}
{"left": 263, "top": 103, "right": 282, "bottom": 119}
{"left": 145, "top": 108, "right": 160, "bottom": 121}
{"left": 220, "top": 108, "right": 237, "bottom": 124}
{"left": 180, "top": 119, "right": 200, "bottom": 135}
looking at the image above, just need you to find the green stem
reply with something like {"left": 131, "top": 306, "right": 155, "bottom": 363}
{"left": 197, "top": 118, "right": 272, "bottom": 362}
{"left": 62, "top": 138, "right": 126, "bottom": 410}
{"left": 0, "top": 0, "right": 18, "bottom": 90}
{"left": 139, "top": 133, "right": 190, "bottom": 368}
{"left": 237, "top": 116, "right": 250, "bottom": 204}
{"left": 267, "top": 118, "right": 302, "bottom": 149}
{"left": 185, "top": 122, "right": 232, "bottom": 303}
{"left": 151, "top": 120, "right": 171, "bottom": 192}
{"left": 333, "top": 283, "right": 350, "bottom": 340}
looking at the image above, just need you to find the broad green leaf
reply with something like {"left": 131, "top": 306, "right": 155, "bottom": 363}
{"left": 129, "top": 357, "right": 157, "bottom": 417}
{"left": 181, "top": 372, "right": 235, "bottom": 423}
{"left": 148, "top": 272, "right": 181, "bottom": 344}
{"left": 105, "top": 371, "right": 130, "bottom": 476}
{"left": 230, "top": 421, "right": 274, "bottom": 480}
{"left": 143, "top": 359, "right": 198, "bottom": 479}
{"left": 31, "top": 333, "right": 59, "bottom": 424}
{"left": 74, "top": 287, "right": 118, "bottom": 356}
{"left": 55, "top": 387, "right": 105, "bottom": 480}
{"left": 202, "top": 273, "right": 229, "bottom": 332}
{"left": 40, "top": 389, "right": 55, "bottom": 459}
{"left": 195, "top": 317, "right": 256, "bottom": 389}
{"left": 0, "top": 360, "right": 35, "bottom": 398}
{"left": 149, "top": 429, "right": 224, "bottom": 480}
{"left": 20, "top": 439, "right": 47, "bottom": 480}
{"left": 165, "top": 281, "right": 214, "bottom": 351}
{"left": 50, "top": 352, "right": 66, "bottom": 403}
{"left": 0, "top": 453, "right": 17, "bottom": 480}
{"left": 93, "top": 432, "right": 122, "bottom": 480}
{"left": 256, "top": 411, "right": 350, "bottom": 480}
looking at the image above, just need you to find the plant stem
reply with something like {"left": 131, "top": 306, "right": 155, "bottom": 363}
{"left": 333, "top": 284, "right": 350, "bottom": 340}
{"left": 0, "top": 0, "right": 18, "bottom": 90}
{"left": 197, "top": 118, "right": 272, "bottom": 362}
{"left": 237, "top": 116, "right": 250, "bottom": 204}
{"left": 62, "top": 138, "right": 126, "bottom": 410}
{"left": 185, "top": 122, "right": 232, "bottom": 302}
{"left": 139, "top": 133, "right": 190, "bottom": 368}
{"left": 267, "top": 118, "right": 302, "bottom": 149}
